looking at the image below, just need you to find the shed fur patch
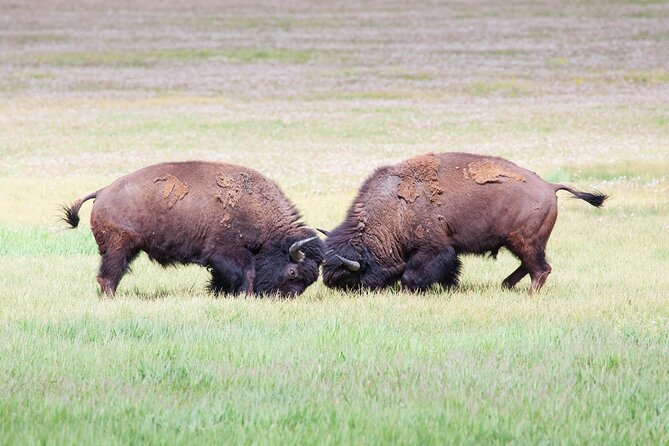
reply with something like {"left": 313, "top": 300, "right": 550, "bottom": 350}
{"left": 219, "top": 213, "right": 232, "bottom": 228}
{"left": 216, "top": 172, "right": 249, "bottom": 208}
{"left": 154, "top": 174, "right": 189, "bottom": 208}
{"left": 464, "top": 160, "right": 526, "bottom": 184}
{"left": 415, "top": 224, "right": 426, "bottom": 239}
{"left": 397, "top": 153, "right": 443, "bottom": 203}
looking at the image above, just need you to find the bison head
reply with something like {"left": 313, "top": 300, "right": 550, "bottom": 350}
{"left": 254, "top": 229, "right": 324, "bottom": 296}
{"left": 321, "top": 230, "right": 395, "bottom": 291}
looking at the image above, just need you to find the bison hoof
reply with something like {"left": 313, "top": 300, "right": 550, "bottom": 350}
{"left": 97, "top": 277, "right": 116, "bottom": 298}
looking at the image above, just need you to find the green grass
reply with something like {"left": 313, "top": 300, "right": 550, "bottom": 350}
{"left": 464, "top": 80, "right": 534, "bottom": 97}
{"left": 0, "top": 225, "right": 96, "bottom": 256}
{"left": 29, "top": 47, "right": 317, "bottom": 67}
{"left": 2, "top": 102, "right": 669, "bottom": 445}
{"left": 2, "top": 0, "right": 669, "bottom": 443}
{"left": 2, "top": 294, "right": 667, "bottom": 444}
{"left": 545, "top": 160, "right": 669, "bottom": 184}
{"left": 623, "top": 70, "right": 669, "bottom": 84}
{"left": 1, "top": 181, "right": 668, "bottom": 444}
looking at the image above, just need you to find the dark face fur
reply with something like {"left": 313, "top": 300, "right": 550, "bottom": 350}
{"left": 322, "top": 236, "right": 395, "bottom": 291}
{"left": 254, "top": 232, "right": 324, "bottom": 297}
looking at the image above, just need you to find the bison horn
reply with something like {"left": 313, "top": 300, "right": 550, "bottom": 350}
{"left": 317, "top": 228, "right": 330, "bottom": 236}
{"left": 289, "top": 236, "right": 318, "bottom": 263}
{"left": 335, "top": 254, "right": 360, "bottom": 272}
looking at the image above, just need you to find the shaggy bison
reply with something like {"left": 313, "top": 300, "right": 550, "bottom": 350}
{"left": 63, "top": 161, "right": 323, "bottom": 297}
{"left": 322, "top": 152, "right": 607, "bottom": 294}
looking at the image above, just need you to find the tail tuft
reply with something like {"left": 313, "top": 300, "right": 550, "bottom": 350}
{"left": 61, "top": 201, "right": 81, "bottom": 228}
{"left": 554, "top": 184, "right": 609, "bottom": 208}
{"left": 60, "top": 190, "right": 98, "bottom": 229}
{"left": 570, "top": 190, "right": 608, "bottom": 208}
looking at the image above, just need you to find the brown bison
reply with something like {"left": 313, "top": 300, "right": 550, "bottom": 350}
{"left": 321, "top": 152, "right": 607, "bottom": 294}
{"left": 63, "top": 161, "right": 323, "bottom": 297}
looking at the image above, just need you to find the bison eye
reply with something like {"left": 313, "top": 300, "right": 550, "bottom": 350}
{"left": 288, "top": 268, "right": 297, "bottom": 280}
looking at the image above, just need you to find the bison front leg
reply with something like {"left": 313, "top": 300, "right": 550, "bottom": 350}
{"left": 440, "top": 256, "right": 462, "bottom": 289}
{"left": 502, "top": 264, "right": 528, "bottom": 290}
{"left": 208, "top": 250, "right": 256, "bottom": 296}
{"left": 401, "top": 246, "right": 459, "bottom": 292}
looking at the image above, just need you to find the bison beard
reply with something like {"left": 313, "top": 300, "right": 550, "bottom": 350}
{"left": 63, "top": 161, "right": 324, "bottom": 298}
{"left": 322, "top": 152, "right": 607, "bottom": 295}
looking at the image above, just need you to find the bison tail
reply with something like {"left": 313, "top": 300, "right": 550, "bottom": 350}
{"left": 553, "top": 184, "right": 608, "bottom": 208}
{"left": 61, "top": 191, "right": 98, "bottom": 228}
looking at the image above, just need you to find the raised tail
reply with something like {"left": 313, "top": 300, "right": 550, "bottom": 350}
{"left": 61, "top": 191, "right": 99, "bottom": 228}
{"left": 552, "top": 184, "right": 608, "bottom": 208}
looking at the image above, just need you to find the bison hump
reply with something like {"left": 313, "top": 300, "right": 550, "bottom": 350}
{"left": 215, "top": 172, "right": 250, "bottom": 208}
{"left": 396, "top": 153, "right": 444, "bottom": 203}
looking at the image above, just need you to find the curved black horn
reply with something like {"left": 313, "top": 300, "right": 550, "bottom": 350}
{"left": 317, "top": 228, "right": 331, "bottom": 236}
{"left": 335, "top": 254, "right": 360, "bottom": 272}
{"left": 289, "top": 236, "right": 318, "bottom": 262}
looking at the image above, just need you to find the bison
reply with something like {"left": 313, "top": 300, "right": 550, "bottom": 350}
{"left": 321, "top": 152, "right": 607, "bottom": 294}
{"left": 63, "top": 161, "right": 324, "bottom": 297}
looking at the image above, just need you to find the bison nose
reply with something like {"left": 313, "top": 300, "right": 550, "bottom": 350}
{"left": 279, "top": 287, "right": 300, "bottom": 298}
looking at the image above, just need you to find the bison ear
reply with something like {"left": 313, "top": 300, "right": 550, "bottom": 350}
{"left": 289, "top": 236, "right": 319, "bottom": 263}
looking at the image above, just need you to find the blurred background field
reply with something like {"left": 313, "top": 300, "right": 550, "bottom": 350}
{"left": 1, "top": 0, "right": 668, "bottom": 444}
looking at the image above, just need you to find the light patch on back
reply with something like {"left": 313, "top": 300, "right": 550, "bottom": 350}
{"left": 216, "top": 172, "right": 250, "bottom": 208}
{"left": 464, "top": 160, "right": 526, "bottom": 184}
{"left": 154, "top": 174, "right": 189, "bottom": 208}
{"left": 219, "top": 213, "right": 232, "bottom": 228}
{"left": 397, "top": 153, "right": 444, "bottom": 203}
{"left": 415, "top": 224, "right": 426, "bottom": 239}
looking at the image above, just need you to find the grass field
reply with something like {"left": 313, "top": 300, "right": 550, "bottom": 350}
{"left": 1, "top": 0, "right": 669, "bottom": 444}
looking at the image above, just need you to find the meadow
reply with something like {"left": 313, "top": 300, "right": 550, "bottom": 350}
{"left": 1, "top": 0, "right": 669, "bottom": 444}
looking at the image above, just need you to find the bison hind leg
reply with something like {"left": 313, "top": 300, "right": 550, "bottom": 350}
{"left": 97, "top": 243, "right": 140, "bottom": 298}
{"left": 503, "top": 237, "right": 552, "bottom": 295}
{"left": 528, "top": 251, "right": 552, "bottom": 296}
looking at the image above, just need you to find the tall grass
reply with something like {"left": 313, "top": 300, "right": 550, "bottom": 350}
{"left": 1, "top": 183, "right": 668, "bottom": 444}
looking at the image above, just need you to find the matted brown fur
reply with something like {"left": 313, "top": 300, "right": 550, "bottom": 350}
{"left": 397, "top": 153, "right": 444, "bottom": 203}
{"left": 154, "top": 174, "right": 189, "bottom": 208}
{"left": 215, "top": 172, "right": 250, "bottom": 209}
{"left": 464, "top": 160, "right": 526, "bottom": 185}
